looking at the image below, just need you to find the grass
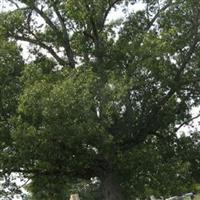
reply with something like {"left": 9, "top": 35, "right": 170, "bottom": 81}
{"left": 195, "top": 195, "right": 200, "bottom": 200}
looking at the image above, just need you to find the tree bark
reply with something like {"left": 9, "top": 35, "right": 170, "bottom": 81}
{"left": 100, "top": 173, "right": 125, "bottom": 200}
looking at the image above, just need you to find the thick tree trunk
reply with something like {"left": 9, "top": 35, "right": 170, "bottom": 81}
{"left": 100, "top": 173, "right": 125, "bottom": 200}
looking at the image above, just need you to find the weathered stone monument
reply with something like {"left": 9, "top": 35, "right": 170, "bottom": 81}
{"left": 69, "top": 194, "right": 80, "bottom": 200}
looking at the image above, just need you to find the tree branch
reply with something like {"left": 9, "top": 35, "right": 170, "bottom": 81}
{"left": 175, "top": 113, "right": 200, "bottom": 133}
{"left": 2, "top": 166, "right": 97, "bottom": 180}
{"left": 52, "top": 3, "right": 76, "bottom": 68}
{"left": 101, "top": 0, "right": 123, "bottom": 31}
{"left": 83, "top": 0, "right": 103, "bottom": 63}
{"left": 29, "top": 4, "right": 59, "bottom": 34}
{"left": 12, "top": 34, "right": 67, "bottom": 66}
{"left": 146, "top": 0, "right": 173, "bottom": 30}
{"left": 7, "top": 0, "right": 21, "bottom": 9}
{"left": 120, "top": 29, "right": 200, "bottom": 150}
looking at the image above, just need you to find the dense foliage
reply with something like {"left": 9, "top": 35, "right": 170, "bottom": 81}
{"left": 0, "top": 0, "right": 200, "bottom": 199}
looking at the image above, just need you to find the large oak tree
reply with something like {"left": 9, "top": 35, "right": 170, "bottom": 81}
{"left": 1, "top": 0, "right": 200, "bottom": 199}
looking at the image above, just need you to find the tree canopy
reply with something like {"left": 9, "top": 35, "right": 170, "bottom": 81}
{"left": 0, "top": 0, "right": 200, "bottom": 199}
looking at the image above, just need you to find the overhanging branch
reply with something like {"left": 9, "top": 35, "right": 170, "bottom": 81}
{"left": 101, "top": 0, "right": 123, "bottom": 31}
{"left": 13, "top": 34, "right": 67, "bottom": 66}
{"left": 175, "top": 113, "right": 200, "bottom": 133}
{"left": 52, "top": 3, "right": 76, "bottom": 68}
{"left": 146, "top": 0, "right": 173, "bottom": 30}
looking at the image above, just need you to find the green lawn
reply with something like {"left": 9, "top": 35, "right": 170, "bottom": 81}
{"left": 195, "top": 194, "right": 200, "bottom": 200}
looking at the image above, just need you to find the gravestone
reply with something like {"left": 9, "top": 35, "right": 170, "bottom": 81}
{"left": 150, "top": 195, "right": 156, "bottom": 200}
{"left": 69, "top": 194, "right": 80, "bottom": 200}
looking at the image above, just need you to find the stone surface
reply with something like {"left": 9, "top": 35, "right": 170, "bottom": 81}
{"left": 69, "top": 194, "right": 80, "bottom": 200}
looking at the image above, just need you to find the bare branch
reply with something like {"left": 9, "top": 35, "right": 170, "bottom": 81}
{"left": 101, "top": 0, "right": 123, "bottom": 31}
{"left": 7, "top": 0, "right": 21, "bottom": 9}
{"left": 52, "top": 3, "right": 76, "bottom": 68}
{"left": 146, "top": 1, "right": 173, "bottom": 30}
{"left": 175, "top": 113, "right": 200, "bottom": 133}
{"left": 29, "top": 4, "right": 59, "bottom": 34}
{"left": 13, "top": 34, "right": 67, "bottom": 66}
